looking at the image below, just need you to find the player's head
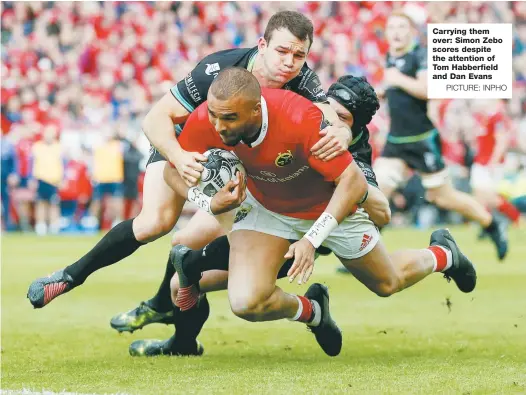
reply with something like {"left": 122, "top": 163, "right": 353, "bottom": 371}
{"left": 208, "top": 67, "right": 262, "bottom": 146}
{"left": 258, "top": 11, "right": 313, "bottom": 85}
{"left": 327, "top": 76, "right": 380, "bottom": 127}
{"left": 386, "top": 12, "right": 416, "bottom": 52}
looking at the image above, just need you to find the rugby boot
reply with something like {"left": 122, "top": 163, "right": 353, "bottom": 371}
{"left": 430, "top": 229, "right": 477, "bottom": 293}
{"left": 129, "top": 336, "right": 204, "bottom": 357}
{"left": 304, "top": 283, "right": 342, "bottom": 357}
{"left": 129, "top": 294, "right": 210, "bottom": 357}
{"left": 110, "top": 301, "right": 174, "bottom": 333}
{"left": 27, "top": 269, "right": 75, "bottom": 308}
{"left": 170, "top": 244, "right": 201, "bottom": 287}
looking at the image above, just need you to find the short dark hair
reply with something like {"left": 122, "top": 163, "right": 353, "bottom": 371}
{"left": 209, "top": 67, "right": 261, "bottom": 102}
{"left": 264, "top": 10, "right": 314, "bottom": 48}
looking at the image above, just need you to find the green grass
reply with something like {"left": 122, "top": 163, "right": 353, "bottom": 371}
{"left": 2, "top": 227, "right": 526, "bottom": 394}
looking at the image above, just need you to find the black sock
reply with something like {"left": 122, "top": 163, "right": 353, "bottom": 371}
{"left": 182, "top": 235, "right": 231, "bottom": 280}
{"left": 147, "top": 255, "right": 176, "bottom": 313}
{"left": 484, "top": 217, "right": 497, "bottom": 233}
{"left": 64, "top": 219, "right": 144, "bottom": 285}
{"left": 170, "top": 295, "right": 210, "bottom": 352}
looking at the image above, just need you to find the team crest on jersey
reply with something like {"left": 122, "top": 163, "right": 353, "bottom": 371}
{"left": 275, "top": 150, "right": 293, "bottom": 167}
{"left": 234, "top": 204, "right": 252, "bottom": 223}
{"left": 205, "top": 63, "right": 221, "bottom": 76}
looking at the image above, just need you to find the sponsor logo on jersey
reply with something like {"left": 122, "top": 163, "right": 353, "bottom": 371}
{"left": 184, "top": 73, "right": 202, "bottom": 103}
{"left": 275, "top": 150, "right": 293, "bottom": 167}
{"left": 205, "top": 63, "right": 221, "bottom": 76}
{"left": 249, "top": 165, "right": 309, "bottom": 183}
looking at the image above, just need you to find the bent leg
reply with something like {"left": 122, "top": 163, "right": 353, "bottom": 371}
{"left": 228, "top": 230, "right": 299, "bottom": 322}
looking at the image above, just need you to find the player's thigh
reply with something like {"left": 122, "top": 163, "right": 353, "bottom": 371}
{"left": 133, "top": 161, "right": 185, "bottom": 241}
{"left": 228, "top": 230, "right": 290, "bottom": 309}
{"left": 373, "top": 156, "right": 409, "bottom": 194}
{"left": 338, "top": 240, "right": 399, "bottom": 296}
{"left": 171, "top": 208, "right": 225, "bottom": 249}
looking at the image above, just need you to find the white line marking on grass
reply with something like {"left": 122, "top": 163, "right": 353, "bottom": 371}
{"left": 1, "top": 389, "right": 134, "bottom": 395}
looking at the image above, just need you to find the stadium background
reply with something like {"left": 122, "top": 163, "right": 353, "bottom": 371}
{"left": 1, "top": 1, "right": 525, "bottom": 233}
{"left": 1, "top": 2, "right": 526, "bottom": 394}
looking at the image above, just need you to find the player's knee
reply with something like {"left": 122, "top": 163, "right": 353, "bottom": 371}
{"left": 229, "top": 294, "right": 267, "bottom": 322}
{"left": 425, "top": 187, "right": 447, "bottom": 207}
{"left": 373, "top": 277, "right": 401, "bottom": 297}
{"left": 170, "top": 230, "right": 198, "bottom": 247}
{"left": 170, "top": 274, "right": 179, "bottom": 305}
{"left": 134, "top": 209, "right": 177, "bottom": 242}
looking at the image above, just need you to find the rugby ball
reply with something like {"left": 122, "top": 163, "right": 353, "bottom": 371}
{"left": 198, "top": 149, "right": 246, "bottom": 197}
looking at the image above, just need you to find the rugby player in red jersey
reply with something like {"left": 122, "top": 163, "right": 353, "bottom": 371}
{"left": 133, "top": 68, "right": 476, "bottom": 357}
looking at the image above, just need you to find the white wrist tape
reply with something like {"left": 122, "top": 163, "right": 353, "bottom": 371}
{"left": 303, "top": 212, "right": 338, "bottom": 248}
{"left": 187, "top": 187, "right": 213, "bottom": 215}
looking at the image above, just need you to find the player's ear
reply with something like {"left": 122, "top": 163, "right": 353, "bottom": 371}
{"left": 257, "top": 37, "right": 267, "bottom": 53}
{"left": 252, "top": 102, "right": 262, "bottom": 117}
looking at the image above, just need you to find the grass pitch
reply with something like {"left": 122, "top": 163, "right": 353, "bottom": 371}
{"left": 1, "top": 226, "right": 525, "bottom": 394}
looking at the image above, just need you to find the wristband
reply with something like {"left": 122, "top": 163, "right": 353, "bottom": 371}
{"left": 357, "top": 190, "right": 369, "bottom": 205}
{"left": 303, "top": 212, "right": 338, "bottom": 248}
{"left": 187, "top": 187, "right": 213, "bottom": 215}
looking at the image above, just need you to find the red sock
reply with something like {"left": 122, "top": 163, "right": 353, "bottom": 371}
{"left": 295, "top": 295, "right": 314, "bottom": 323}
{"left": 175, "top": 284, "right": 200, "bottom": 311}
{"left": 428, "top": 246, "right": 449, "bottom": 272}
{"left": 497, "top": 196, "right": 520, "bottom": 223}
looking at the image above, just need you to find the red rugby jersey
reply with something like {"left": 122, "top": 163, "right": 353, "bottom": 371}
{"left": 177, "top": 88, "right": 353, "bottom": 220}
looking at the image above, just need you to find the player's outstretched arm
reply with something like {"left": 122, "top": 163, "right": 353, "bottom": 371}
{"left": 325, "top": 161, "right": 369, "bottom": 222}
{"left": 142, "top": 91, "right": 190, "bottom": 162}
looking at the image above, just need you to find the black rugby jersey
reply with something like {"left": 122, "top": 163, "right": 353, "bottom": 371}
{"left": 385, "top": 44, "right": 435, "bottom": 141}
{"left": 171, "top": 46, "right": 327, "bottom": 114}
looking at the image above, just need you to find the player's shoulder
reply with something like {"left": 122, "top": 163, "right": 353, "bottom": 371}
{"left": 262, "top": 88, "right": 323, "bottom": 137}
{"left": 199, "top": 47, "right": 256, "bottom": 68}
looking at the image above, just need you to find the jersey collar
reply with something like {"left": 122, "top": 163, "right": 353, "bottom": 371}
{"left": 245, "top": 96, "right": 268, "bottom": 148}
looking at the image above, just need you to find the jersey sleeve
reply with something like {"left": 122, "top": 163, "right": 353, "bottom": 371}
{"left": 298, "top": 104, "right": 353, "bottom": 181}
{"left": 176, "top": 105, "right": 214, "bottom": 153}
{"left": 416, "top": 46, "right": 428, "bottom": 72}
{"left": 169, "top": 53, "right": 222, "bottom": 113}
{"left": 285, "top": 66, "right": 328, "bottom": 103}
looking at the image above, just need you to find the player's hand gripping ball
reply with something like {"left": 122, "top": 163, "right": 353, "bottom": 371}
{"left": 198, "top": 148, "right": 246, "bottom": 197}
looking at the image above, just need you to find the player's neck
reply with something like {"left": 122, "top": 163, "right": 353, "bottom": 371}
{"left": 252, "top": 54, "right": 284, "bottom": 89}
{"left": 242, "top": 115, "right": 263, "bottom": 147}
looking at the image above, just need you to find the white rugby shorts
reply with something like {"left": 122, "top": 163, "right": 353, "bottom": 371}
{"left": 231, "top": 190, "right": 379, "bottom": 259}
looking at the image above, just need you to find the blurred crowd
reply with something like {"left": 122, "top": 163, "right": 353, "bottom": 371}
{"left": 1, "top": 1, "right": 525, "bottom": 233}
